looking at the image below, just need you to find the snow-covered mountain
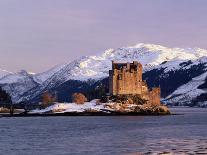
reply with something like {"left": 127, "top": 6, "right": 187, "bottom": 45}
{"left": 164, "top": 70, "right": 207, "bottom": 107}
{"left": 41, "top": 43, "right": 207, "bottom": 81}
{"left": 33, "top": 64, "right": 67, "bottom": 84}
{"left": 0, "top": 69, "right": 12, "bottom": 79}
{"left": 0, "top": 43, "right": 207, "bottom": 106}
{"left": 0, "top": 70, "right": 40, "bottom": 103}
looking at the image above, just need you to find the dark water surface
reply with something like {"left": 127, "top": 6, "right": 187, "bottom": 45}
{"left": 0, "top": 108, "right": 207, "bottom": 155}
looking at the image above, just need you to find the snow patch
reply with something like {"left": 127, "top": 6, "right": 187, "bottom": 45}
{"left": 30, "top": 102, "right": 106, "bottom": 114}
{"left": 165, "top": 72, "right": 207, "bottom": 105}
{"left": 0, "top": 69, "right": 12, "bottom": 79}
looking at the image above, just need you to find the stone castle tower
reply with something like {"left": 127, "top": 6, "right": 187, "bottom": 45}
{"left": 109, "top": 61, "right": 161, "bottom": 105}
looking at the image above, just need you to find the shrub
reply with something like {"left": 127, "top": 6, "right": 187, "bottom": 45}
{"left": 41, "top": 91, "right": 56, "bottom": 108}
{"left": 72, "top": 93, "right": 87, "bottom": 104}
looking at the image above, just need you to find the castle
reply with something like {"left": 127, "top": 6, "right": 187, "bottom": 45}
{"left": 109, "top": 61, "right": 161, "bottom": 105}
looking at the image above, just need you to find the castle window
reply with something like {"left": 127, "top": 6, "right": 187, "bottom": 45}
{"left": 118, "top": 74, "right": 122, "bottom": 80}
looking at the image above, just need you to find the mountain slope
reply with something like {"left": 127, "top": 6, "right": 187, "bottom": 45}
{"left": 50, "top": 43, "right": 207, "bottom": 81}
{"left": 0, "top": 69, "right": 12, "bottom": 79}
{"left": 0, "top": 43, "right": 207, "bottom": 106}
{"left": 33, "top": 64, "right": 67, "bottom": 84}
{"left": 164, "top": 71, "right": 207, "bottom": 107}
{"left": 0, "top": 70, "right": 40, "bottom": 103}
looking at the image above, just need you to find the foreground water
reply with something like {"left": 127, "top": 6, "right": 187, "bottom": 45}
{"left": 0, "top": 108, "right": 207, "bottom": 155}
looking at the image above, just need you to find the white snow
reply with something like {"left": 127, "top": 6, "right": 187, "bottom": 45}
{"left": 0, "top": 73, "right": 25, "bottom": 84}
{"left": 1, "top": 43, "right": 207, "bottom": 105}
{"left": 30, "top": 101, "right": 107, "bottom": 114}
{"left": 0, "top": 70, "right": 38, "bottom": 102}
{"left": 33, "top": 64, "right": 67, "bottom": 84}
{"left": 29, "top": 100, "right": 169, "bottom": 114}
{"left": 62, "top": 43, "right": 207, "bottom": 81}
{"left": 0, "top": 69, "right": 12, "bottom": 79}
{"left": 198, "top": 101, "right": 207, "bottom": 107}
{"left": 22, "top": 43, "right": 207, "bottom": 85}
{"left": 2, "top": 43, "right": 207, "bottom": 84}
{"left": 0, "top": 70, "right": 31, "bottom": 84}
{"left": 165, "top": 72, "right": 207, "bottom": 105}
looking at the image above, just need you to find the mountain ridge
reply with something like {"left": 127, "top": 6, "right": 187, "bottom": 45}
{"left": 0, "top": 43, "right": 207, "bottom": 106}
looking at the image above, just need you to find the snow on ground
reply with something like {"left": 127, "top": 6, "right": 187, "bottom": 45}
{"left": 29, "top": 100, "right": 140, "bottom": 114}
{"left": 198, "top": 101, "right": 207, "bottom": 107}
{"left": 30, "top": 100, "right": 107, "bottom": 114}
{"left": 29, "top": 100, "right": 169, "bottom": 114}
{"left": 164, "top": 72, "right": 207, "bottom": 105}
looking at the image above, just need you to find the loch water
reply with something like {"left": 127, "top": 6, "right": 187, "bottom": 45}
{"left": 0, "top": 108, "right": 207, "bottom": 155}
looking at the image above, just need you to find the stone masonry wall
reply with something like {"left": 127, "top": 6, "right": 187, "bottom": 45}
{"left": 148, "top": 88, "right": 161, "bottom": 106}
{"left": 109, "top": 61, "right": 161, "bottom": 105}
{"left": 109, "top": 61, "right": 143, "bottom": 95}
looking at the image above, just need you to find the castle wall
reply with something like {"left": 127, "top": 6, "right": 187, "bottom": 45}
{"left": 109, "top": 61, "right": 143, "bottom": 95}
{"left": 148, "top": 88, "right": 161, "bottom": 106}
{"left": 109, "top": 61, "right": 161, "bottom": 105}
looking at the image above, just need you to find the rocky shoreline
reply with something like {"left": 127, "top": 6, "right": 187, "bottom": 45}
{"left": 0, "top": 101, "right": 171, "bottom": 117}
{"left": 1, "top": 111, "right": 171, "bottom": 117}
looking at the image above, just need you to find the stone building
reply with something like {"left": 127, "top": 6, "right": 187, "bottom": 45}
{"left": 109, "top": 61, "right": 160, "bottom": 105}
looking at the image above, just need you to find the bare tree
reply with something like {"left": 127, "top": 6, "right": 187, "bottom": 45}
{"left": 72, "top": 93, "right": 87, "bottom": 104}
{"left": 41, "top": 91, "right": 56, "bottom": 108}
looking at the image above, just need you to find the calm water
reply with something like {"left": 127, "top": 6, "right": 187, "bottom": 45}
{"left": 0, "top": 108, "right": 207, "bottom": 155}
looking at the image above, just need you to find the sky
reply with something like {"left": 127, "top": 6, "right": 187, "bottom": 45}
{"left": 1, "top": 0, "right": 207, "bottom": 73}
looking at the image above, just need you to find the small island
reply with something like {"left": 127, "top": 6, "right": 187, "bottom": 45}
{"left": 25, "top": 61, "right": 170, "bottom": 116}
{"left": 1, "top": 61, "right": 170, "bottom": 116}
